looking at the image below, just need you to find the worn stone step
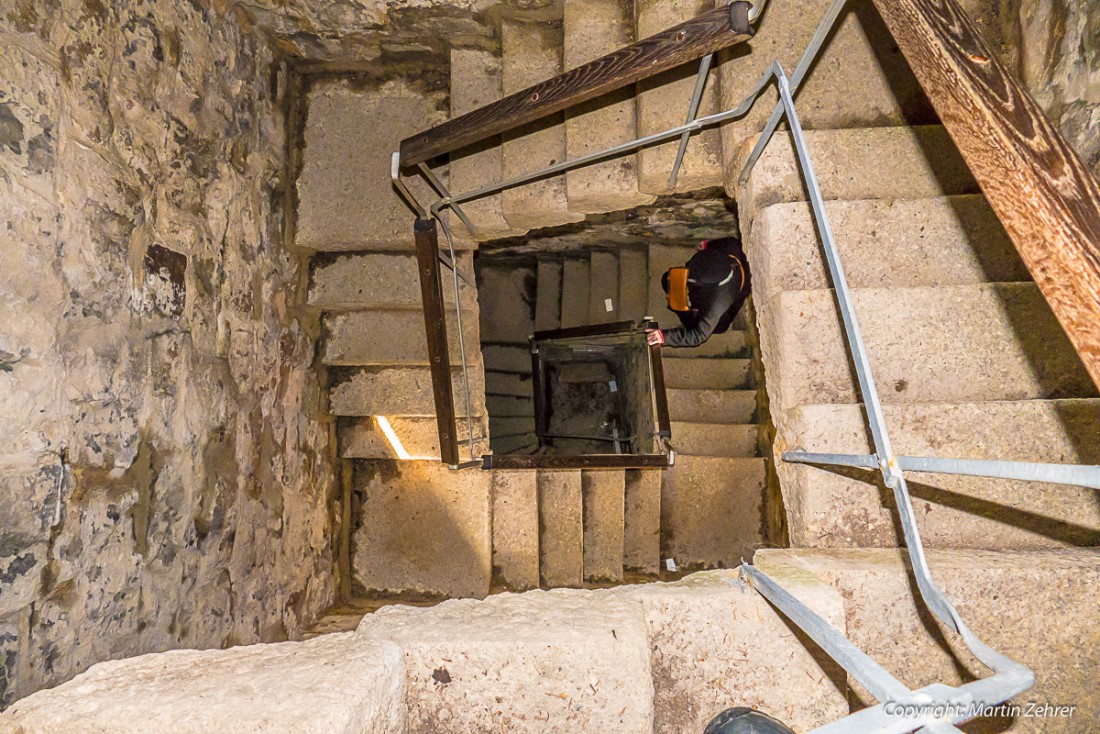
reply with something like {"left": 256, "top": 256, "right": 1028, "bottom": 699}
{"left": 450, "top": 47, "right": 527, "bottom": 241}
{"left": 663, "top": 357, "right": 752, "bottom": 390}
{"left": 355, "top": 588, "right": 654, "bottom": 733}
{"left": 491, "top": 433, "right": 539, "bottom": 455}
{"left": 563, "top": 0, "right": 654, "bottom": 213}
{"left": 296, "top": 78, "right": 467, "bottom": 252}
{"left": 560, "top": 257, "right": 591, "bottom": 328}
{"left": 490, "top": 471, "right": 539, "bottom": 592}
{"left": 482, "top": 344, "right": 534, "bottom": 374}
{"left": 660, "top": 456, "right": 767, "bottom": 567}
{"left": 328, "top": 366, "right": 486, "bottom": 418}
{"left": 478, "top": 264, "right": 535, "bottom": 344}
{"left": 322, "top": 309, "right": 480, "bottom": 366}
{"left": 623, "top": 469, "right": 661, "bottom": 574}
{"left": 489, "top": 415, "right": 536, "bottom": 438}
{"left": 338, "top": 416, "right": 487, "bottom": 460}
{"left": 772, "top": 399, "right": 1100, "bottom": 550}
{"left": 671, "top": 422, "right": 759, "bottom": 457}
{"left": 749, "top": 195, "right": 1028, "bottom": 304}
{"left": 0, "top": 635, "right": 407, "bottom": 734}
{"left": 668, "top": 388, "right": 756, "bottom": 423}
{"left": 755, "top": 548, "right": 1100, "bottom": 724}
{"left": 663, "top": 329, "right": 749, "bottom": 358}
{"left": 735, "top": 126, "right": 980, "bottom": 228}
{"left": 538, "top": 469, "right": 584, "bottom": 587}
{"left": 763, "top": 284, "right": 1097, "bottom": 413}
{"left": 588, "top": 251, "right": 620, "bottom": 324}
{"left": 351, "top": 460, "right": 491, "bottom": 599}
{"left": 501, "top": 20, "right": 585, "bottom": 231}
{"left": 309, "top": 252, "right": 476, "bottom": 311}
{"left": 535, "top": 259, "right": 563, "bottom": 331}
{"left": 635, "top": 0, "right": 724, "bottom": 194}
{"left": 487, "top": 395, "right": 534, "bottom": 417}
{"left": 617, "top": 248, "right": 649, "bottom": 321}
{"left": 611, "top": 570, "right": 847, "bottom": 733}
{"left": 485, "top": 370, "right": 534, "bottom": 398}
{"left": 582, "top": 470, "right": 626, "bottom": 583}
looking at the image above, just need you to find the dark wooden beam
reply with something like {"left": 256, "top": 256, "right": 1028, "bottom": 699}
{"left": 413, "top": 218, "right": 461, "bottom": 466}
{"left": 399, "top": 2, "right": 753, "bottom": 167}
{"left": 869, "top": 0, "right": 1100, "bottom": 388}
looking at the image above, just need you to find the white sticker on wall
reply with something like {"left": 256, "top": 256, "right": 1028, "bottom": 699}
{"left": 604, "top": 298, "right": 613, "bottom": 312}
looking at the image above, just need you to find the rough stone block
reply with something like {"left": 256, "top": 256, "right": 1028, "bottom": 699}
{"left": 582, "top": 470, "right": 626, "bottom": 582}
{"left": 663, "top": 357, "right": 752, "bottom": 389}
{"left": 560, "top": 257, "right": 591, "bottom": 328}
{"left": 735, "top": 126, "right": 980, "bottom": 227}
{"left": 501, "top": 20, "right": 584, "bottom": 231}
{"left": 636, "top": 0, "right": 724, "bottom": 194}
{"left": 755, "top": 548, "right": 1100, "bottom": 733}
{"left": 749, "top": 195, "right": 1028, "bottom": 303}
{"left": 322, "top": 309, "right": 480, "bottom": 366}
{"left": 618, "top": 248, "right": 649, "bottom": 320}
{"left": 482, "top": 344, "right": 534, "bottom": 374}
{"left": 296, "top": 78, "right": 449, "bottom": 250}
{"left": 487, "top": 395, "right": 535, "bottom": 417}
{"left": 485, "top": 370, "right": 534, "bottom": 398}
{"left": 612, "top": 570, "right": 848, "bottom": 734}
{"left": 450, "top": 48, "right": 527, "bottom": 240}
{"left": 477, "top": 264, "right": 536, "bottom": 344}
{"left": 491, "top": 471, "right": 539, "bottom": 591}
{"left": 623, "top": 469, "right": 662, "bottom": 574}
{"left": 671, "top": 422, "right": 759, "bottom": 457}
{"left": 538, "top": 470, "right": 584, "bottom": 587}
{"left": 356, "top": 589, "right": 653, "bottom": 734}
{"left": 564, "top": 0, "right": 654, "bottom": 213}
{"left": 352, "top": 461, "right": 491, "bottom": 598}
{"left": 0, "top": 635, "right": 406, "bottom": 734}
{"left": 764, "top": 284, "right": 1096, "bottom": 412}
{"left": 771, "top": 400, "right": 1100, "bottom": 550}
{"left": 329, "top": 366, "right": 486, "bottom": 417}
{"left": 588, "top": 251, "right": 620, "bottom": 323}
{"left": 661, "top": 456, "right": 765, "bottom": 567}
{"left": 308, "top": 252, "right": 474, "bottom": 310}
{"left": 668, "top": 388, "right": 756, "bottom": 423}
{"left": 534, "top": 259, "right": 562, "bottom": 331}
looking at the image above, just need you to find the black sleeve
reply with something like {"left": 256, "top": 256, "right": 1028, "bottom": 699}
{"left": 662, "top": 283, "right": 737, "bottom": 348}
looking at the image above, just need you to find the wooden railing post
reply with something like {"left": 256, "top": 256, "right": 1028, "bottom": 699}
{"left": 869, "top": 0, "right": 1100, "bottom": 388}
{"left": 413, "top": 218, "right": 460, "bottom": 466}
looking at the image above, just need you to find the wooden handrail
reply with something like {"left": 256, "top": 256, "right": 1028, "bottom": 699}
{"left": 870, "top": 0, "right": 1100, "bottom": 388}
{"left": 399, "top": 2, "right": 753, "bottom": 167}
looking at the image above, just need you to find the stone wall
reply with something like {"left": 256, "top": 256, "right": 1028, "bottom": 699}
{"left": 0, "top": 0, "right": 337, "bottom": 707}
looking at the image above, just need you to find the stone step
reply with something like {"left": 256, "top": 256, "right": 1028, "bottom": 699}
{"left": 662, "top": 357, "right": 752, "bottom": 390}
{"left": 611, "top": 571, "right": 847, "bottom": 733}
{"left": 450, "top": 47, "right": 527, "bottom": 241}
{"left": 351, "top": 460, "right": 491, "bottom": 599}
{"left": 487, "top": 395, "right": 534, "bottom": 418}
{"left": 477, "top": 264, "right": 535, "bottom": 344}
{"left": 617, "top": 248, "right": 649, "bottom": 321}
{"left": 772, "top": 399, "right": 1100, "bottom": 550}
{"left": 563, "top": 0, "right": 654, "bottom": 213}
{"left": 0, "top": 635, "right": 407, "bottom": 734}
{"left": 671, "top": 422, "right": 760, "bottom": 457}
{"left": 322, "top": 309, "right": 480, "bottom": 366}
{"left": 328, "top": 366, "right": 486, "bottom": 418}
{"left": 755, "top": 548, "right": 1100, "bottom": 722}
{"left": 295, "top": 78, "right": 467, "bottom": 252}
{"left": 588, "top": 250, "right": 620, "bottom": 324}
{"left": 355, "top": 589, "right": 654, "bottom": 733}
{"left": 748, "top": 195, "right": 1029, "bottom": 304}
{"left": 663, "top": 329, "right": 750, "bottom": 358}
{"left": 623, "top": 469, "right": 661, "bottom": 574}
{"left": 537, "top": 469, "right": 584, "bottom": 587}
{"left": 500, "top": 20, "right": 584, "bottom": 231}
{"left": 535, "top": 258, "right": 563, "bottom": 331}
{"left": 482, "top": 344, "right": 534, "bottom": 374}
{"left": 485, "top": 370, "right": 534, "bottom": 398}
{"left": 734, "top": 126, "right": 980, "bottom": 228}
{"left": 491, "top": 433, "right": 539, "bottom": 455}
{"left": 490, "top": 471, "right": 539, "bottom": 591}
{"left": 668, "top": 388, "right": 756, "bottom": 423}
{"left": 308, "top": 251, "right": 476, "bottom": 311}
{"left": 763, "top": 283, "right": 1096, "bottom": 413}
{"left": 338, "top": 416, "right": 488, "bottom": 460}
{"left": 560, "top": 257, "right": 591, "bottom": 328}
{"left": 635, "top": 0, "right": 724, "bottom": 194}
{"left": 489, "top": 415, "right": 536, "bottom": 438}
{"left": 582, "top": 469, "right": 626, "bottom": 583}
{"left": 660, "top": 456, "right": 767, "bottom": 567}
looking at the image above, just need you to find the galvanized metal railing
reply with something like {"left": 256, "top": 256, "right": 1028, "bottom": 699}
{"left": 390, "top": 0, "right": 1100, "bottom": 729}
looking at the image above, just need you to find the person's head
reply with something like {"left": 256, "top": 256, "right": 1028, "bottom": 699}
{"left": 663, "top": 249, "right": 736, "bottom": 311}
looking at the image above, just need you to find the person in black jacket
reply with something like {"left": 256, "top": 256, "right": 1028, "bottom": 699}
{"left": 646, "top": 236, "right": 751, "bottom": 348}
